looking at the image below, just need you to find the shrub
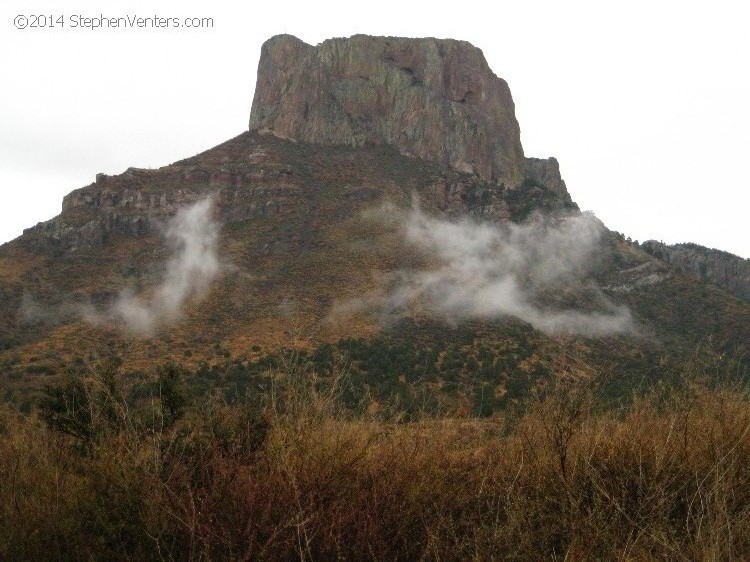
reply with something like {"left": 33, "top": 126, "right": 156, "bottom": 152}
{"left": 2, "top": 360, "right": 750, "bottom": 559}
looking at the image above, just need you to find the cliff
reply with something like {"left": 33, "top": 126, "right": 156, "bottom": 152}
{"left": 249, "top": 34, "right": 569, "bottom": 202}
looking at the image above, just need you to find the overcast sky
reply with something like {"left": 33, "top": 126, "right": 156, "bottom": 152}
{"left": 1, "top": 0, "right": 748, "bottom": 257}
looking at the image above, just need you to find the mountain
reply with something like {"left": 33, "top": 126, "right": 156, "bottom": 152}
{"left": 0, "top": 34, "right": 747, "bottom": 410}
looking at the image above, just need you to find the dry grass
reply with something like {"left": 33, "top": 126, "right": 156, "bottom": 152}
{"left": 2, "top": 365, "right": 750, "bottom": 560}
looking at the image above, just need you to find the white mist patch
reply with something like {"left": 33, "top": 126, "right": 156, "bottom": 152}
{"left": 338, "top": 203, "right": 633, "bottom": 337}
{"left": 88, "top": 197, "right": 220, "bottom": 335}
{"left": 18, "top": 293, "right": 60, "bottom": 325}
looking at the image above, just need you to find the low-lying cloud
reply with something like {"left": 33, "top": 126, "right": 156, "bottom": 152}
{"left": 83, "top": 196, "right": 220, "bottom": 335}
{"left": 335, "top": 202, "right": 633, "bottom": 336}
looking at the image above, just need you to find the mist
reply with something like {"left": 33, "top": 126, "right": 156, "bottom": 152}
{"left": 337, "top": 202, "right": 633, "bottom": 336}
{"left": 84, "top": 197, "right": 220, "bottom": 335}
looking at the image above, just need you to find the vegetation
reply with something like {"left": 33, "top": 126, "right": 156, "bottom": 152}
{"left": 1, "top": 133, "right": 747, "bottom": 415}
{"left": 0, "top": 130, "right": 747, "bottom": 557}
{"left": 1, "top": 350, "right": 749, "bottom": 560}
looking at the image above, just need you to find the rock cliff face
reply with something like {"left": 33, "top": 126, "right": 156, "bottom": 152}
{"left": 642, "top": 241, "right": 750, "bottom": 301}
{"left": 523, "top": 157, "right": 574, "bottom": 206}
{"left": 249, "top": 34, "right": 559, "bottom": 191}
{"left": 22, "top": 131, "right": 552, "bottom": 254}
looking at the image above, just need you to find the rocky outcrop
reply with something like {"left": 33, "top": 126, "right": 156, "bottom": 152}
{"left": 643, "top": 241, "right": 750, "bottom": 301}
{"left": 524, "top": 157, "right": 574, "bottom": 206}
{"left": 604, "top": 260, "right": 671, "bottom": 294}
{"left": 249, "top": 34, "right": 532, "bottom": 187}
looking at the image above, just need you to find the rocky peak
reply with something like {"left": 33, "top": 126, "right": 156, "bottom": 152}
{"left": 249, "top": 34, "right": 541, "bottom": 188}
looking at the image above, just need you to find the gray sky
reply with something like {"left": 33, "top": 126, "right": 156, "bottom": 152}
{"left": 1, "top": 0, "right": 748, "bottom": 257}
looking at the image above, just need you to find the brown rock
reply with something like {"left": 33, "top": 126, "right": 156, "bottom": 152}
{"left": 642, "top": 241, "right": 750, "bottom": 301}
{"left": 524, "top": 157, "right": 574, "bottom": 206}
{"left": 249, "top": 34, "right": 527, "bottom": 186}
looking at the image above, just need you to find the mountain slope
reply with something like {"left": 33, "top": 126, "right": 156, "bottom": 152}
{"left": 0, "top": 35, "right": 747, "bottom": 409}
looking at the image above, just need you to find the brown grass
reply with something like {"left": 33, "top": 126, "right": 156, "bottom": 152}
{"left": 2, "top": 366, "right": 750, "bottom": 560}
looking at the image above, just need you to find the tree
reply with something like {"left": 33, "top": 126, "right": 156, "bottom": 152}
{"left": 156, "top": 362, "right": 188, "bottom": 428}
{"left": 40, "top": 359, "right": 125, "bottom": 445}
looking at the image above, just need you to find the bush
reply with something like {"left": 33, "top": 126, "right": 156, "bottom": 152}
{"left": 2, "top": 361, "right": 750, "bottom": 559}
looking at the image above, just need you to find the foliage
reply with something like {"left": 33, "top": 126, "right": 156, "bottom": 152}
{"left": 2, "top": 357, "right": 750, "bottom": 560}
{"left": 39, "top": 359, "right": 125, "bottom": 444}
{"left": 155, "top": 361, "right": 188, "bottom": 428}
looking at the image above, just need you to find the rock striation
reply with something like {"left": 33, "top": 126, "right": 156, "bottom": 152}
{"left": 249, "top": 34, "right": 566, "bottom": 194}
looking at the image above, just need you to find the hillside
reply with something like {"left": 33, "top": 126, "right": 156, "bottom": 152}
{"left": 0, "top": 35, "right": 747, "bottom": 412}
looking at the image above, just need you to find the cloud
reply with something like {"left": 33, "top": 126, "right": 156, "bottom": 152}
{"left": 84, "top": 196, "right": 220, "bottom": 335}
{"left": 335, "top": 201, "right": 633, "bottom": 336}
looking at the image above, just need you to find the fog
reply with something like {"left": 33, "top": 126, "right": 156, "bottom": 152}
{"left": 71, "top": 197, "right": 219, "bottom": 335}
{"left": 335, "top": 202, "right": 633, "bottom": 336}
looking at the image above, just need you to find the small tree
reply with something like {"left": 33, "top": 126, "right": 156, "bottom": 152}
{"left": 155, "top": 362, "right": 188, "bottom": 428}
{"left": 40, "top": 359, "right": 125, "bottom": 445}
